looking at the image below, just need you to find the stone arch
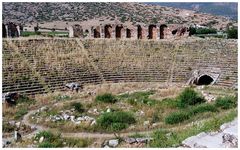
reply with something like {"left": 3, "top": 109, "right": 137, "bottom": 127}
{"left": 104, "top": 25, "right": 112, "bottom": 38}
{"left": 126, "top": 28, "right": 131, "bottom": 38}
{"left": 115, "top": 25, "right": 123, "bottom": 38}
{"left": 93, "top": 26, "right": 101, "bottom": 38}
{"left": 148, "top": 24, "right": 157, "bottom": 39}
{"left": 196, "top": 74, "right": 214, "bottom": 85}
{"left": 137, "top": 25, "right": 143, "bottom": 39}
{"left": 160, "top": 24, "right": 167, "bottom": 39}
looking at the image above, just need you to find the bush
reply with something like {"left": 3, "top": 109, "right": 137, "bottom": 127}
{"left": 150, "top": 130, "right": 173, "bottom": 147}
{"left": 215, "top": 96, "right": 237, "bottom": 109}
{"left": 177, "top": 88, "right": 205, "bottom": 108}
{"left": 227, "top": 27, "right": 238, "bottom": 39}
{"left": 35, "top": 131, "right": 62, "bottom": 148}
{"left": 165, "top": 111, "right": 190, "bottom": 124}
{"left": 17, "top": 95, "right": 36, "bottom": 105}
{"left": 196, "top": 28, "right": 217, "bottom": 34}
{"left": 189, "top": 104, "right": 218, "bottom": 115}
{"left": 97, "top": 111, "right": 136, "bottom": 132}
{"left": 71, "top": 102, "right": 84, "bottom": 113}
{"left": 95, "top": 93, "right": 117, "bottom": 103}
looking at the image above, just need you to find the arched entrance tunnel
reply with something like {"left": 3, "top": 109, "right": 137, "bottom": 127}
{"left": 196, "top": 75, "right": 214, "bottom": 85}
{"left": 104, "top": 25, "right": 112, "bottom": 38}
{"left": 160, "top": 24, "right": 167, "bottom": 39}
{"left": 93, "top": 27, "right": 101, "bottom": 38}
{"left": 126, "top": 28, "right": 131, "bottom": 38}
{"left": 137, "top": 25, "right": 143, "bottom": 39}
{"left": 148, "top": 25, "right": 157, "bottom": 39}
{"left": 116, "top": 25, "right": 123, "bottom": 38}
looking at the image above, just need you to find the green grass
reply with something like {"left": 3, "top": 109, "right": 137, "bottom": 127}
{"left": 165, "top": 103, "right": 219, "bottom": 125}
{"left": 215, "top": 96, "right": 237, "bottom": 109}
{"left": 97, "top": 111, "right": 136, "bottom": 132}
{"left": 95, "top": 93, "right": 117, "bottom": 103}
{"left": 118, "top": 91, "right": 156, "bottom": 106}
{"left": 189, "top": 103, "right": 218, "bottom": 115}
{"left": 35, "top": 131, "right": 62, "bottom": 148}
{"left": 165, "top": 111, "right": 190, "bottom": 124}
{"left": 14, "top": 108, "right": 28, "bottom": 120}
{"left": 150, "top": 109, "right": 237, "bottom": 147}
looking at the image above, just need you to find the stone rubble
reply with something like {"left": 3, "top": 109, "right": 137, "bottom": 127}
{"left": 181, "top": 118, "right": 238, "bottom": 148}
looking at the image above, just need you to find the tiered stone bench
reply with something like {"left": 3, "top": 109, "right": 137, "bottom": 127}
{"left": 2, "top": 38, "right": 237, "bottom": 95}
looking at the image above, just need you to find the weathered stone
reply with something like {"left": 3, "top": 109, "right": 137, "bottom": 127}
{"left": 39, "top": 136, "right": 44, "bottom": 143}
{"left": 108, "top": 139, "right": 119, "bottom": 147}
{"left": 106, "top": 108, "right": 111, "bottom": 113}
{"left": 15, "top": 122, "right": 21, "bottom": 128}
{"left": 90, "top": 120, "right": 96, "bottom": 126}
{"left": 125, "top": 137, "right": 136, "bottom": 144}
{"left": 14, "top": 131, "right": 22, "bottom": 142}
{"left": 143, "top": 121, "right": 150, "bottom": 126}
{"left": 136, "top": 138, "right": 147, "bottom": 143}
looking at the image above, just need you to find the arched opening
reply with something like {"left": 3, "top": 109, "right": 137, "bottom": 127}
{"left": 172, "top": 29, "right": 178, "bottom": 35}
{"left": 148, "top": 25, "right": 157, "bottom": 39}
{"left": 104, "top": 25, "right": 112, "bottom": 38}
{"left": 126, "top": 28, "right": 131, "bottom": 38}
{"left": 137, "top": 25, "right": 143, "bottom": 39}
{"left": 196, "top": 75, "right": 214, "bottom": 85}
{"left": 160, "top": 24, "right": 167, "bottom": 39}
{"left": 115, "top": 25, "right": 123, "bottom": 38}
{"left": 93, "top": 26, "right": 101, "bottom": 38}
{"left": 2, "top": 23, "right": 7, "bottom": 38}
{"left": 73, "top": 24, "right": 83, "bottom": 37}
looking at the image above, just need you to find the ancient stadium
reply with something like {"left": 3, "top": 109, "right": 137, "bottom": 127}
{"left": 2, "top": 2, "right": 238, "bottom": 149}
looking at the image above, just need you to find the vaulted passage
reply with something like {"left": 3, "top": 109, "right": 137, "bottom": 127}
{"left": 93, "top": 26, "right": 101, "bottom": 38}
{"left": 160, "top": 24, "right": 167, "bottom": 39}
{"left": 148, "top": 25, "right": 157, "bottom": 39}
{"left": 137, "top": 25, "right": 143, "bottom": 39}
{"left": 196, "top": 75, "right": 214, "bottom": 85}
{"left": 104, "top": 25, "right": 112, "bottom": 38}
{"left": 116, "top": 25, "right": 123, "bottom": 38}
{"left": 126, "top": 28, "right": 131, "bottom": 38}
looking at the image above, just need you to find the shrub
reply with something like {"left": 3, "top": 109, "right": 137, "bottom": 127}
{"left": 165, "top": 111, "right": 190, "bottom": 124}
{"left": 150, "top": 130, "right": 173, "bottom": 147}
{"left": 95, "top": 93, "right": 117, "bottom": 103}
{"left": 71, "top": 102, "right": 84, "bottom": 113}
{"left": 177, "top": 88, "right": 205, "bottom": 108}
{"left": 215, "top": 96, "right": 237, "bottom": 109}
{"left": 227, "top": 27, "right": 238, "bottom": 39}
{"left": 189, "top": 103, "right": 218, "bottom": 115}
{"left": 196, "top": 28, "right": 217, "bottom": 34}
{"left": 97, "top": 111, "right": 135, "bottom": 132}
{"left": 35, "top": 131, "right": 62, "bottom": 148}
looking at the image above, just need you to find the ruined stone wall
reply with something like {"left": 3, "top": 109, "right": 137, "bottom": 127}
{"left": 2, "top": 38, "right": 237, "bottom": 95}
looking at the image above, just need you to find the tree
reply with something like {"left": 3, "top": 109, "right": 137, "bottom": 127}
{"left": 227, "top": 27, "right": 238, "bottom": 39}
{"left": 188, "top": 26, "right": 196, "bottom": 36}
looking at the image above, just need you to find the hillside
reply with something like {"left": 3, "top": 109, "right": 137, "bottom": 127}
{"left": 147, "top": 2, "right": 238, "bottom": 20}
{"left": 2, "top": 2, "right": 237, "bottom": 30}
